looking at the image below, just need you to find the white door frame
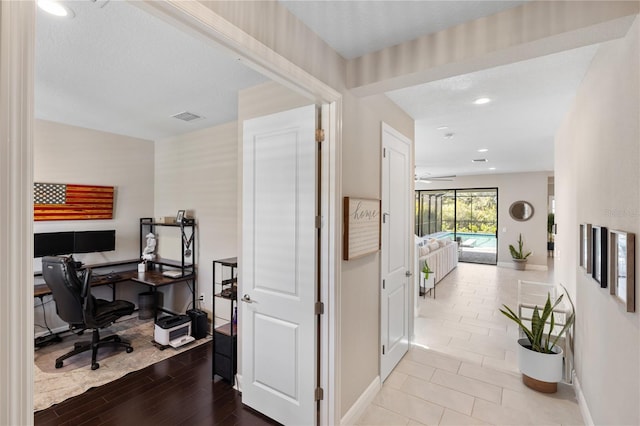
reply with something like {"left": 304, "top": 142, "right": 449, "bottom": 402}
{"left": 9, "top": 0, "right": 342, "bottom": 423}
{"left": 1, "top": 2, "right": 36, "bottom": 425}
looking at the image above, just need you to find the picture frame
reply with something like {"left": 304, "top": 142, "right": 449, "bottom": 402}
{"left": 591, "top": 226, "right": 608, "bottom": 288}
{"left": 609, "top": 230, "right": 635, "bottom": 312}
{"left": 343, "top": 197, "right": 381, "bottom": 260}
{"left": 176, "top": 210, "right": 185, "bottom": 223}
{"left": 580, "top": 223, "right": 592, "bottom": 272}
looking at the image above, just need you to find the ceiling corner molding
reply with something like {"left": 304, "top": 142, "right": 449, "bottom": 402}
{"left": 347, "top": 0, "right": 640, "bottom": 97}
{"left": 134, "top": 0, "right": 340, "bottom": 104}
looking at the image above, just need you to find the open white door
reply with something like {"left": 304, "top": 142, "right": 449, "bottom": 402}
{"left": 242, "top": 104, "right": 317, "bottom": 425}
{"left": 380, "top": 123, "right": 412, "bottom": 381}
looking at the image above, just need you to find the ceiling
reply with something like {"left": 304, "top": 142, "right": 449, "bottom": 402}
{"left": 35, "top": 0, "right": 267, "bottom": 141}
{"left": 36, "top": 0, "right": 599, "bottom": 178}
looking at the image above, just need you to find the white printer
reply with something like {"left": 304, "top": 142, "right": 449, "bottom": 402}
{"left": 154, "top": 315, "right": 195, "bottom": 348}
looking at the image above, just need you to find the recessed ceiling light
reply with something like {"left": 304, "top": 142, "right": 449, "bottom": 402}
{"left": 489, "top": 167, "right": 496, "bottom": 170}
{"left": 436, "top": 126, "right": 449, "bottom": 130}
{"left": 38, "top": 0, "right": 74, "bottom": 18}
{"left": 477, "top": 148, "right": 489, "bottom": 153}
{"left": 473, "top": 97, "right": 491, "bottom": 105}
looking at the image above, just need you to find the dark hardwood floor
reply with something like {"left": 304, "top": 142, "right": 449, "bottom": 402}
{"left": 34, "top": 342, "right": 281, "bottom": 426}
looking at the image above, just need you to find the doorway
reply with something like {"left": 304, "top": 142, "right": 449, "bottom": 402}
{"left": 415, "top": 188, "right": 498, "bottom": 265}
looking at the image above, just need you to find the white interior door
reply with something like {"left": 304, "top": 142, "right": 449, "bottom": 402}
{"left": 242, "top": 104, "right": 317, "bottom": 425}
{"left": 380, "top": 123, "right": 411, "bottom": 381}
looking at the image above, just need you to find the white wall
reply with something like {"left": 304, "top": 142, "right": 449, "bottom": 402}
{"left": 340, "top": 91, "right": 414, "bottom": 416}
{"left": 154, "top": 121, "right": 239, "bottom": 324}
{"left": 416, "top": 171, "right": 550, "bottom": 268}
{"left": 33, "top": 119, "right": 154, "bottom": 334}
{"left": 555, "top": 17, "right": 639, "bottom": 426}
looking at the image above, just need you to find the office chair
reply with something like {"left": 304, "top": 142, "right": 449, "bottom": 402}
{"left": 42, "top": 256, "right": 135, "bottom": 370}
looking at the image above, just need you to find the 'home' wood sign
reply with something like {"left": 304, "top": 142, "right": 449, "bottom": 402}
{"left": 343, "top": 197, "right": 381, "bottom": 260}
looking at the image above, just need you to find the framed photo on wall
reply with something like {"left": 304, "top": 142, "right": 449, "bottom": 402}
{"left": 592, "top": 226, "right": 608, "bottom": 288}
{"left": 580, "top": 223, "right": 592, "bottom": 272}
{"left": 609, "top": 230, "right": 635, "bottom": 312}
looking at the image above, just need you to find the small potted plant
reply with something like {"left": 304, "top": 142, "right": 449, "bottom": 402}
{"left": 500, "top": 285, "right": 575, "bottom": 393}
{"left": 509, "top": 233, "right": 531, "bottom": 270}
{"left": 421, "top": 260, "right": 434, "bottom": 297}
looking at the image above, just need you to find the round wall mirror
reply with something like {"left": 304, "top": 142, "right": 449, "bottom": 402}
{"left": 509, "top": 201, "right": 535, "bottom": 221}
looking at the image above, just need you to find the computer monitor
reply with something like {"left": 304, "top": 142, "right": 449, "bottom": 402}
{"left": 34, "top": 232, "right": 75, "bottom": 258}
{"left": 73, "top": 230, "right": 116, "bottom": 254}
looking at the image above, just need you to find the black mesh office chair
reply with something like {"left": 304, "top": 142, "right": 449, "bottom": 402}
{"left": 42, "top": 256, "right": 135, "bottom": 370}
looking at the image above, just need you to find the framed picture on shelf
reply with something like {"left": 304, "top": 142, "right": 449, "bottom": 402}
{"left": 592, "top": 226, "right": 608, "bottom": 288}
{"left": 609, "top": 230, "right": 635, "bottom": 312}
{"left": 176, "top": 210, "right": 185, "bottom": 223}
{"left": 580, "top": 223, "right": 592, "bottom": 272}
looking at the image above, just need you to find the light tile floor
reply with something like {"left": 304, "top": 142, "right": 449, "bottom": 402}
{"left": 356, "top": 261, "right": 584, "bottom": 425}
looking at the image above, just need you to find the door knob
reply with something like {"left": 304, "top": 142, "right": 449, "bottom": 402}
{"left": 242, "top": 294, "right": 254, "bottom": 303}
{"left": 405, "top": 271, "right": 413, "bottom": 277}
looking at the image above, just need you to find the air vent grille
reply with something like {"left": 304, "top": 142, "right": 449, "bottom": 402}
{"left": 472, "top": 158, "right": 488, "bottom": 163}
{"left": 171, "top": 111, "right": 203, "bottom": 122}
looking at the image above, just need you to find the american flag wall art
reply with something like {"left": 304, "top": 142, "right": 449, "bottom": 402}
{"left": 34, "top": 183, "right": 114, "bottom": 221}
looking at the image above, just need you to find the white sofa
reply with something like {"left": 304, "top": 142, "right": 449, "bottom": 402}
{"left": 414, "top": 235, "right": 458, "bottom": 298}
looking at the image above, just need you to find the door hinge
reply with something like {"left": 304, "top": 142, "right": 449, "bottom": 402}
{"left": 315, "top": 215, "right": 322, "bottom": 229}
{"left": 315, "top": 129, "right": 325, "bottom": 143}
{"left": 382, "top": 279, "right": 385, "bottom": 289}
{"left": 382, "top": 345, "right": 385, "bottom": 355}
{"left": 383, "top": 147, "right": 386, "bottom": 158}
{"left": 315, "top": 301, "right": 324, "bottom": 315}
{"left": 315, "top": 387, "right": 324, "bottom": 401}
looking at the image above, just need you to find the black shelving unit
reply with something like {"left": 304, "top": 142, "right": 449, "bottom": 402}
{"left": 212, "top": 257, "right": 237, "bottom": 383}
{"left": 139, "top": 217, "right": 197, "bottom": 311}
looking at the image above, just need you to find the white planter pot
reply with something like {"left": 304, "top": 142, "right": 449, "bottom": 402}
{"left": 423, "top": 274, "right": 435, "bottom": 290}
{"left": 517, "top": 338, "right": 563, "bottom": 383}
{"left": 512, "top": 259, "right": 527, "bottom": 270}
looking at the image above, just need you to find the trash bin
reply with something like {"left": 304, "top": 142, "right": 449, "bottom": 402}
{"left": 138, "top": 291, "right": 156, "bottom": 320}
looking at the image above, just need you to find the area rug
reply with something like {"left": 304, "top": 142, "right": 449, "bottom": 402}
{"left": 34, "top": 317, "right": 211, "bottom": 412}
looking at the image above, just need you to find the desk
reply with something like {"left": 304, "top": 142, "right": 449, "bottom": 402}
{"left": 34, "top": 260, "right": 196, "bottom": 321}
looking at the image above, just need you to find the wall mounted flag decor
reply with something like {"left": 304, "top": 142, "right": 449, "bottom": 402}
{"left": 34, "top": 183, "right": 114, "bottom": 221}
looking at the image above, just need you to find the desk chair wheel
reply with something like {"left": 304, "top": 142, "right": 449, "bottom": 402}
{"left": 126, "top": 347, "right": 134, "bottom": 353}
{"left": 91, "top": 362, "right": 100, "bottom": 370}
{"left": 55, "top": 361, "right": 63, "bottom": 369}
{"left": 114, "top": 336, "right": 121, "bottom": 342}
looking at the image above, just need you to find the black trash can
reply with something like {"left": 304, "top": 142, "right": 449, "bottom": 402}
{"left": 138, "top": 291, "right": 156, "bottom": 320}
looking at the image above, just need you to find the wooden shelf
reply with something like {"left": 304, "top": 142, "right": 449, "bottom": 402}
{"left": 215, "top": 322, "right": 237, "bottom": 336}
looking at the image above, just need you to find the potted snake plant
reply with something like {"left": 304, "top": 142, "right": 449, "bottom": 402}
{"left": 500, "top": 285, "right": 575, "bottom": 393}
{"left": 509, "top": 233, "right": 531, "bottom": 270}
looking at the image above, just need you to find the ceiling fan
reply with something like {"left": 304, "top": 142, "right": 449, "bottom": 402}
{"left": 414, "top": 173, "right": 456, "bottom": 183}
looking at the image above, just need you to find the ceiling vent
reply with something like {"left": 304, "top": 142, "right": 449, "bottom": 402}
{"left": 472, "top": 158, "right": 488, "bottom": 163}
{"left": 171, "top": 111, "right": 203, "bottom": 122}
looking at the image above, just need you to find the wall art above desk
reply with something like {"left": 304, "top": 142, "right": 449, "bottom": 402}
{"left": 34, "top": 182, "right": 114, "bottom": 221}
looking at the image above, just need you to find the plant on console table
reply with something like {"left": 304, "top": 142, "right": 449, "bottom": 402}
{"left": 509, "top": 233, "right": 531, "bottom": 270}
{"left": 500, "top": 285, "right": 575, "bottom": 393}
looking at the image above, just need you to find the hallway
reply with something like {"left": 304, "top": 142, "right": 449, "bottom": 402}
{"left": 357, "top": 262, "right": 584, "bottom": 425}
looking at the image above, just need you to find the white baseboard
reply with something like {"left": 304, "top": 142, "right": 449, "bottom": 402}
{"left": 34, "top": 325, "right": 68, "bottom": 339}
{"left": 235, "top": 373, "right": 242, "bottom": 392}
{"left": 341, "top": 376, "right": 381, "bottom": 425}
{"left": 497, "top": 261, "right": 548, "bottom": 271}
{"left": 573, "top": 373, "right": 594, "bottom": 426}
